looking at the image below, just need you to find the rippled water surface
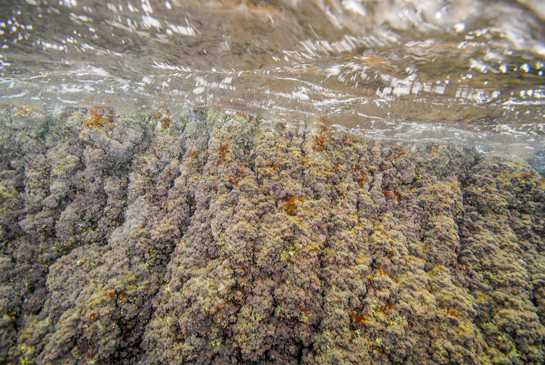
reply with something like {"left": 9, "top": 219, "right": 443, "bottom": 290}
{"left": 0, "top": 0, "right": 544, "bottom": 161}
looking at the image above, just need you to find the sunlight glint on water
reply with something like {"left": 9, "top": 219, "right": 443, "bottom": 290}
{"left": 0, "top": 0, "right": 544, "bottom": 161}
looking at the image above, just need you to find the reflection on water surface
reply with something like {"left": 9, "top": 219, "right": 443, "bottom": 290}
{"left": 0, "top": 0, "right": 544, "bottom": 159}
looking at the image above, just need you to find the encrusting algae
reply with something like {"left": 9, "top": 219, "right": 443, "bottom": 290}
{"left": 0, "top": 105, "right": 544, "bottom": 364}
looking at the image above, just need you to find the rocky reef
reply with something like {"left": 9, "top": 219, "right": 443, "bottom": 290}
{"left": 0, "top": 105, "right": 544, "bottom": 364}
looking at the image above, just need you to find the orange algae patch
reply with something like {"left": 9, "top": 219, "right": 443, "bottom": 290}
{"left": 118, "top": 292, "right": 127, "bottom": 302}
{"left": 104, "top": 289, "right": 115, "bottom": 298}
{"left": 357, "top": 177, "right": 368, "bottom": 186}
{"left": 313, "top": 134, "right": 327, "bottom": 151}
{"left": 216, "top": 145, "right": 231, "bottom": 166}
{"left": 304, "top": 64, "right": 319, "bottom": 72}
{"left": 160, "top": 117, "right": 171, "bottom": 128}
{"left": 378, "top": 264, "right": 385, "bottom": 277}
{"left": 393, "top": 149, "right": 406, "bottom": 159}
{"left": 429, "top": 145, "right": 441, "bottom": 154}
{"left": 83, "top": 107, "right": 113, "bottom": 130}
{"left": 1, "top": 104, "right": 39, "bottom": 116}
{"left": 227, "top": 175, "right": 241, "bottom": 185}
{"left": 382, "top": 189, "right": 401, "bottom": 201}
{"left": 379, "top": 303, "right": 394, "bottom": 314}
{"left": 237, "top": 163, "right": 249, "bottom": 175}
{"left": 13, "top": 106, "right": 31, "bottom": 116}
{"left": 284, "top": 195, "right": 305, "bottom": 216}
{"left": 1, "top": 104, "right": 14, "bottom": 112}
{"left": 449, "top": 309, "right": 460, "bottom": 319}
{"left": 298, "top": 302, "right": 310, "bottom": 316}
{"left": 350, "top": 312, "right": 366, "bottom": 325}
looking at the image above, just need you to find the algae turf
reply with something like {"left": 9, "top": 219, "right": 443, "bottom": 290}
{"left": 0, "top": 105, "right": 545, "bottom": 365}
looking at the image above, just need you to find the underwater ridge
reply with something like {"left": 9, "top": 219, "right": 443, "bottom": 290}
{"left": 0, "top": 106, "right": 544, "bottom": 364}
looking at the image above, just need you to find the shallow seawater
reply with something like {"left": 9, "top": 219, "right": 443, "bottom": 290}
{"left": 0, "top": 0, "right": 544, "bottom": 159}
{"left": 1, "top": 1, "right": 545, "bottom": 364}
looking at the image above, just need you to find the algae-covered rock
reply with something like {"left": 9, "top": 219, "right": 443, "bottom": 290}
{"left": 0, "top": 105, "right": 544, "bottom": 364}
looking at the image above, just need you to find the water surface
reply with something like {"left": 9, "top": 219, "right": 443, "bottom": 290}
{"left": 0, "top": 0, "right": 544, "bottom": 158}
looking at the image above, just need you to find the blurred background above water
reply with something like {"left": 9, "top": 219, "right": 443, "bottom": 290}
{"left": 0, "top": 0, "right": 544, "bottom": 164}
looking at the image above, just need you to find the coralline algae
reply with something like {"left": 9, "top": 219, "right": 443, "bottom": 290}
{"left": 0, "top": 106, "right": 544, "bottom": 364}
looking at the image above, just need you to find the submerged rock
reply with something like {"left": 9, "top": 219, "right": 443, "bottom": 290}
{"left": 0, "top": 105, "right": 544, "bottom": 365}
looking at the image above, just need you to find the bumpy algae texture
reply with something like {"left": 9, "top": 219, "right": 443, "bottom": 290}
{"left": 1, "top": 105, "right": 545, "bottom": 365}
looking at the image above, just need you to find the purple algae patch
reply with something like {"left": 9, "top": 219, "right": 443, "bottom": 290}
{"left": 1, "top": 106, "right": 545, "bottom": 364}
